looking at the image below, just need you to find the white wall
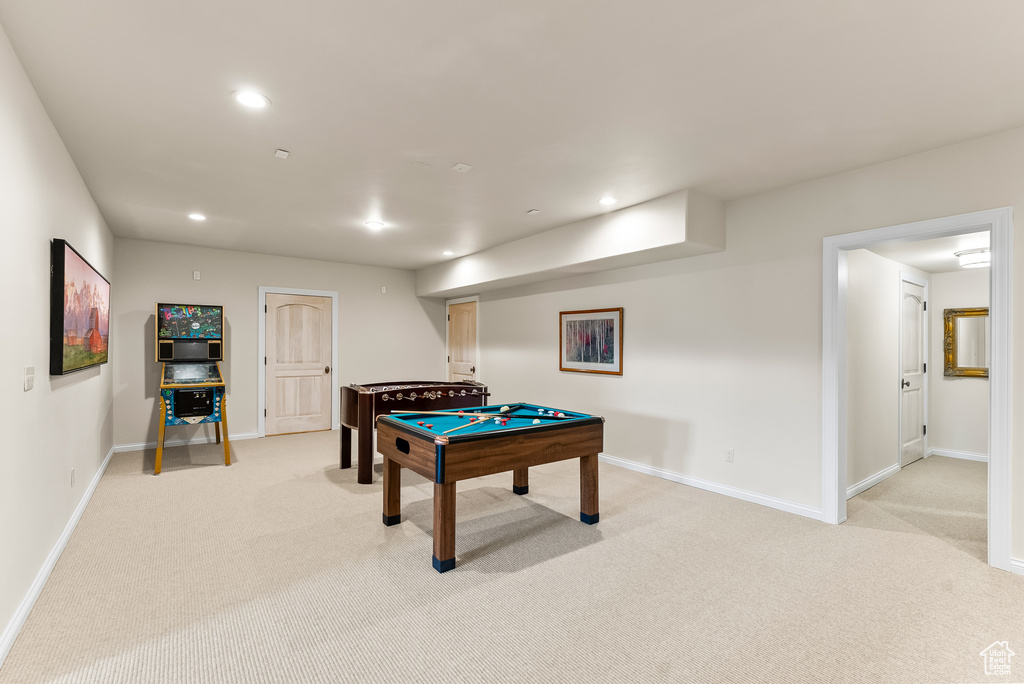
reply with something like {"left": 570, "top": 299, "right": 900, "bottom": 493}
{"left": 475, "top": 125, "right": 1024, "bottom": 559}
{"left": 112, "top": 239, "right": 446, "bottom": 446}
{"left": 0, "top": 25, "right": 113, "bottom": 654}
{"left": 845, "top": 250, "right": 930, "bottom": 488}
{"left": 929, "top": 268, "right": 990, "bottom": 457}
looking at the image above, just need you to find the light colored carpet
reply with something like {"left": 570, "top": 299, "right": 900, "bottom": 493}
{"left": 847, "top": 455, "right": 988, "bottom": 562}
{"left": 1, "top": 434, "right": 1022, "bottom": 683}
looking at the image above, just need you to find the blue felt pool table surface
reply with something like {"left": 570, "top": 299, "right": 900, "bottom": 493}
{"left": 381, "top": 402, "right": 598, "bottom": 440}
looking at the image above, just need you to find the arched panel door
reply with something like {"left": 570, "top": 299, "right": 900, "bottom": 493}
{"left": 266, "top": 294, "right": 332, "bottom": 435}
{"left": 900, "top": 280, "right": 926, "bottom": 466}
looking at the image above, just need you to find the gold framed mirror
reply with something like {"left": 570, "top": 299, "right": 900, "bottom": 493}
{"left": 943, "top": 307, "right": 989, "bottom": 377}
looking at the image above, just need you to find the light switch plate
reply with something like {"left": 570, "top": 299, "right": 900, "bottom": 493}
{"left": 24, "top": 366, "right": 34, "bottom": 391}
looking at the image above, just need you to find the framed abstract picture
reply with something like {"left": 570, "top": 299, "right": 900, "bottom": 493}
{"left": 50, "top": 239, "right": 110, "bottom": 375}
{"left": 559, "top": 308, "right": 623, "bottom": 375}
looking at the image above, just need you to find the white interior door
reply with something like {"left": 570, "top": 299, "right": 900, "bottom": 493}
{"left": 266, "top": 293, "right": 333, "bottom": 435}
{"left": 900, "top": 278, "right": 926, "bottom": 466}
{"left": 447, "top": 301, "right": 477, "bottom": 382}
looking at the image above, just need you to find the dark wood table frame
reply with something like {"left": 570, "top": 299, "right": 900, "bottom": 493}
{"left": 340, "top": 381, "right": 487, "bottom": 484}
{"left": 377, "top": 414, "right": 603, "bottom": 572}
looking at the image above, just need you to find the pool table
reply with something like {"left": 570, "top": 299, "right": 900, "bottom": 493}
{"left": 376, "top": 403, "right": 604, "bottom": 572}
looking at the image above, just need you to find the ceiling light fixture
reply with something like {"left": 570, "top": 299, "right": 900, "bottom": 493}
{"left": 599, "top": 197, "right": 617, "bottom": 206}
{"left": 233, "top": 90, "right": 270, "bottom": 108}
{"left": 364, "top": 220, "right": 384, "bottom": 231}
{"left": 443, "top": 251, "right": 454, "bottom": 256}
{"left": 188, "top": 213, "right": 206, "bottom": 221}
{"left": 955, "top": 248, "right": 990, "bottom": 268}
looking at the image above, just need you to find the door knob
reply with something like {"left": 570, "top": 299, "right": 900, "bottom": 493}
{"left": 470, "top": 366, "right": 476, "bottom": 373}
{"left": 901, "top": 379, "right": 910, "bottom": 388}
{"left": 325, "top": 366, "right": 331, "bottom": 374}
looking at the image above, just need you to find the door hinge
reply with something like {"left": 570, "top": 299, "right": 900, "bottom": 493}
{"left": 923, "top": 363, "right": 926, "bottom": 373}
{"left": 923, "top": 301, "right": 927, "bottom": 311}
{"left": 265, "top": 304, "right": 267, "bottom": 312}
{"left": 447, "top": 314, "right": 450, "bottom": 321}
{"left": 447, "top": 355, "right": 450, "bottom": 363}
{"left": 264, "top": 357, "right": 267, "bottom": 365}
{"left": 264, "top": 409, "right": 267, "bottom": 417}
{"left": 923, "top": 424, "right": 927, "bottom": 435}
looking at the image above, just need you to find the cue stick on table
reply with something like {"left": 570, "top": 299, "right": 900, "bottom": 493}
{"left": 390, "top": 410, "right": 507, "bottom": 417}
{"left": 440, "top": 406, "right": 516, "bottom": 435}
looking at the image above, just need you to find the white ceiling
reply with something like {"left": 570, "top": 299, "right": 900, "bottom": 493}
{"left": 867, "top": 231, "right": 990, "bottom": 274}
{"left": 3, "top": 1, "right": 1024, "bottom": 271}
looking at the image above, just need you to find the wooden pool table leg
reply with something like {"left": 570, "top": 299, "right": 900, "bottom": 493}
{"left": 580, "top": 453, "right": 599, "bottom": 524}
{"left": 340, "top": 425, "right": 352, "bottom": 470}
{"left": 382, "top": 457, "right": 401, "bottom": 526}
{"left": 513, "top": 466, "right": 529, "bottom": 495}
{"left": 433, "top": 482, "right": 456, "bottom": 572}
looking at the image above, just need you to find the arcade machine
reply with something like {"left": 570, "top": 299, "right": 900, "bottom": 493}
{"left": 154, "top": 303, "right": 229, "bottom": 474}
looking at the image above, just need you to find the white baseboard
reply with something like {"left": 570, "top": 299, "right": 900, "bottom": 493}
{"left": 114, "top": 431, "right": 260, "bottom": 453}
{"left": 927, "top": 447, "right": 989, "bottom": 463}
{"left": 0, "top": 445, "right": 116, "bottom": 667}
{"left": 1011, "top": 558, "right": 1024, "bottom": 576}
{"left": 598, "top": 453, "right": 822, "bottom": 521}
{"left": 847, "top": 463, "right": 900, "bottom": 500}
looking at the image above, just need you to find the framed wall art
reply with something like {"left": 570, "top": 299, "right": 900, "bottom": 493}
{"left": 559, "top": 307, "right": 623, "bottom": 375}
{"left": 50, "top": 238, "right": 110, "bottom": 375}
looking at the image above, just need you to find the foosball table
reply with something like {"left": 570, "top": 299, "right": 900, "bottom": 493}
{"left": 340, "top": 381, "right": 488, "bottom": 484}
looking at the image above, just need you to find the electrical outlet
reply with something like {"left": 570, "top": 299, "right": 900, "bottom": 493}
{"left": 193, "top": 270, "right": 201, "bottom": 280}
{"left": 725, "top": 449, "right": 735, "bottom": 463}
{"left": 380, "top": 286, "right": 387, "bottom": 294}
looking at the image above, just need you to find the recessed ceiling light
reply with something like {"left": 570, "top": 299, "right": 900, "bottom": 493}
{"left": 443, "top": 251, "right": 454, "bottom": 256}
{"left": 188, "top": 213, "right": 206, "bottom": 221}
{"left": 364, "top": 220, "right": 384, "bottom": 231}
{"left": 274, "top": 149, "right": 290, "bottom": 159}
{"left": 233, "top": 90, "right": 270, "bottom": 108}
{"left": 452, "top": 163, "right": 473, "bottom": 173}
{"left": 599, "top": 197, "right": 617, "bottom": 206}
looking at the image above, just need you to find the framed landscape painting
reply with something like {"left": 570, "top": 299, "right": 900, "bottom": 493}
{"left": 50, "top": 239, "right": 110, "bottom": 375}
{"left": 559, "top": 308, "right": 623, "bottom": 375}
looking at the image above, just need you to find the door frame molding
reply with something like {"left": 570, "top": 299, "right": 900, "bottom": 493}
{"left": 898, "top": 272, "right": 929, "bottom": 467}
{"left": 445, "top": 295, "right": 480, "bottom": 381}
{"left": 258, "top": 286, "right": 339, "bottom": 437}
{"left": 822, "top": 207, "right": 1012, "bottom": 571}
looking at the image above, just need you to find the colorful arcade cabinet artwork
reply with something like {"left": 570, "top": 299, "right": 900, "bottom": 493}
{"left": 154, "top": 303, "right": 230, "bottom": 474}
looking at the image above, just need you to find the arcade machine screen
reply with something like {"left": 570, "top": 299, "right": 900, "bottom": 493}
{"left": 157, "top": 304, "right": 223, "bottom": 340}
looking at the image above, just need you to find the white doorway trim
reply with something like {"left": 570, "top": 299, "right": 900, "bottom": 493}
{"left": 822, "top": 207, "right": 1012, "bottom": 571}
{"left": 445, "top": 295, "right": 480, "bottom": 381}
{"left": 257, "top": 286, "right": 340, "bottom": 437}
